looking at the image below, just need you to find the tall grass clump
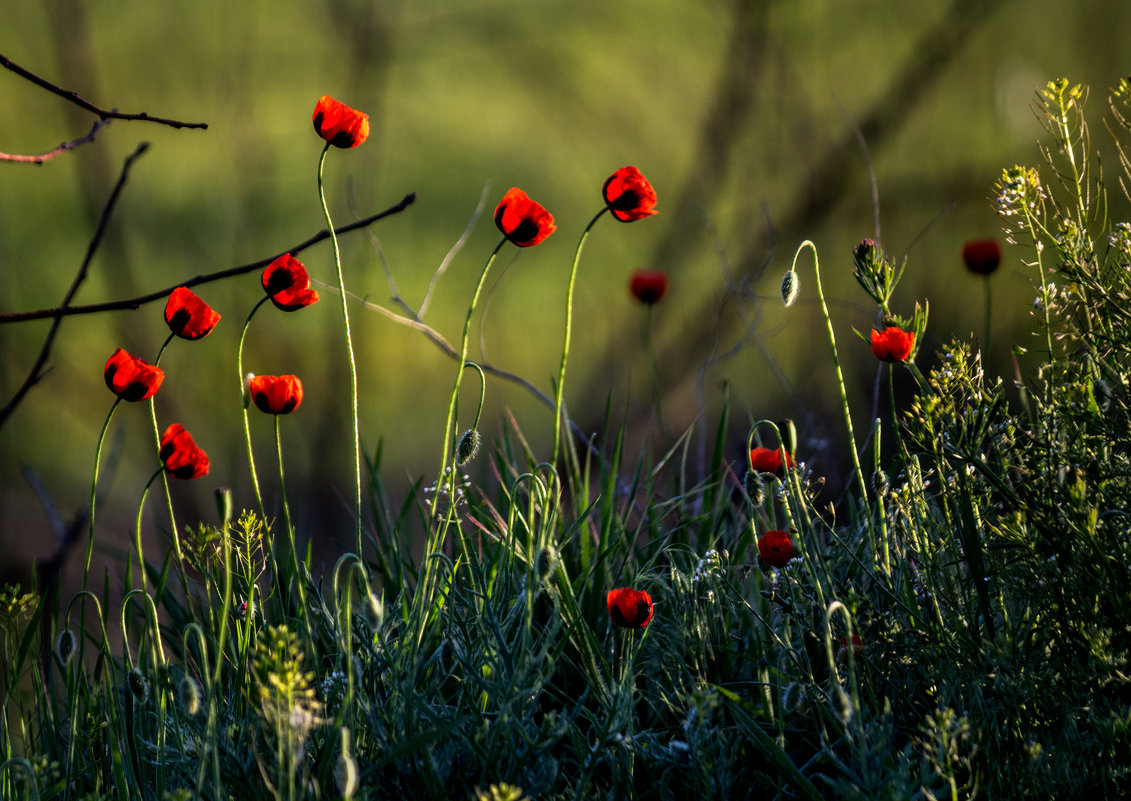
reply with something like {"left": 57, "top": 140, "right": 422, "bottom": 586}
{"left": 3, "top": 73, "right": 1131, "bottom": 801}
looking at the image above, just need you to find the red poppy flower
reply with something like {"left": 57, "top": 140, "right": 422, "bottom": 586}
{"left": 837, "top": 632, "right": 865, "bottom": 662}
{"left": 164, "top": 287, "right": 221, "bottom": 340}
{"left": 870, "top": 327, "right": 915, "bottom": 363}
{"left": 602, "top": 166, "right": 658, "bottom": 222}
{"left": 247, "top": 374, "right": 304, "bottom": 415}
{"left": 962, "top": 238, "right": 1002, "bottom": 275}
{"left": 312, "top": 95, "right": 370, "bottom": 149}
{"left": 749, "top": 446, "right": 793, "bottom": 477}
{"left": 628, "top": 269, "right": 668, "bottom": 305}
{"left": 494, "top": 188, "right": 556, "bottom": 247}
{"left": 159, "top": 423, "right": 210, "bottom": 480}
{"left": 606, "top": 587, "right": 654, "bottom": 629}
{"left": 758, "top": 530, "right": 795, "bottom": 568}
{"left": 262, "top": 254, "right": 319, "bottom": 311}
{"left": 104, "top": 348, "right": 165, "bottom": 402}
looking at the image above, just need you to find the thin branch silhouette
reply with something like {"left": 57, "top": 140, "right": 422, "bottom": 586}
{"left": 0, "top": 118, "right": 112, "bottom": 164}
{"left": 0, "top": 142, "right": 150, "bottom": 429}
{"left": 0, "top": 193, "right": 417, "bottom": 324}
{"left": 0, "top": 52, "right": 208, "bottom": 130}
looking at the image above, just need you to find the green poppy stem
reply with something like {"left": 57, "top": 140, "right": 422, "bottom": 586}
{"left": 237, "top": 296, "right": 270, "bottom": 523}
{"left": 85, "top": 396, "right": 122, "bottom": 589}
{"left": 640, "top": 304, "right": 666, "bottom": 434}
{"left": 133, "top": 467, "right": 163, "bottom": 590}
{"left": 551, "top": 207, "right": 608, "bottom": 468}
{"left": 149, "top": 333, "right": 179, "bottom": 559}
{"left": 274, "top": 414, "right": 313, "bottom": 639}
{"left": 431, "top": 239, "right": 506, "bottom": 525}
{"left": 791, "top": 242, "right": 872, "bottom": 545}
{"left": 317, "top": 142, "right": 363, "bottom": 558}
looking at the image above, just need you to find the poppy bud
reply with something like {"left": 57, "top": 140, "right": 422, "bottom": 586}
{"left": 780, "top": 270, "right": 800, "bottom": 307}
{"left": 55, "top": 629, "right": 77, "bottom": 666}
{"left": 179, "top": 676, "right": 203, "bottom": 716}
{"left": 457, "top": 429, "right": 482, "bottom": 466}
{"left": 743, "top": 471, "right": 765, "bottom": 506}
{"left": 127, "top": 667, "right": 149, "bottom": 703}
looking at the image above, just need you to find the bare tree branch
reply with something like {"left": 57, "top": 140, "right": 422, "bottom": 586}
{"left": 0, "top": 52, "right": 208, "bottom": 130}
{"left": 0, "top": 192, "right": 417, "bottom": 324}
{"left": 0, "top": 142, "right": 149, "bottom": 428}
{"left": 0, "top": 118, "right": 111, "bottom": 164}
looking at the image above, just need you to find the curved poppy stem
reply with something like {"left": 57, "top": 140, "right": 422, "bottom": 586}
{"left": 318, "top": 142, "right": 363, "bottom": 558}
{"left": 149, "top": 333, "right": 179, "bottom": 558}
{"left": 790, "top": 241, "right": 871, "bottom": 540}
{"left": 237, "top": 296, "right": 269, "bottom": 523}
{"left": 274, "top": 414, "right": 313, "bottom": 640}
{"left": 640, "top": 305, "right": 666, "bottom": 434}
{"left": 431, "top": 239, "right": 506, "bottom": 525}
{"left": 85, "top": 396, "right": 122, "bottom": 589}
{"left": 133, "top": 467, "right": 163, "bottom": 591}
{"left": 552, "top": 207, "right": 608, "bottom": 468}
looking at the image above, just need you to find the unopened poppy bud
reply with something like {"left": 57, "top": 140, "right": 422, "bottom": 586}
{"left": 127, "top": 667, "right": 149, "bottom": 703}
{"left": 457, "top": 429, "right": 482, "bottom": 466}
{"left": 536, "top": 546, "right": 559, "bottom": 582}
{"left": 336, "top": 728, "right": 359, "bottom": 798}
{"left": 179, "top": 676, "right": 203, "bottom": 716}
{"left": 743, "top": 471, "right": 765, "bottom": 506}
{"left": 55, "top": 629, "right": 77, "bottom": 666}
{"left": 364, "top": 593, "right": 385, "bottom": 630}
{"left": 872, "top": 469, "right": 889, "bottom": 497}
{"left": 777, "top": 419, "right": 797, "bottom": 457}
{"left": 215, "top": 487, "right": 233, "bottom": 529}
{"left": 780, "top": 270, "right": 800, "bottom": 307}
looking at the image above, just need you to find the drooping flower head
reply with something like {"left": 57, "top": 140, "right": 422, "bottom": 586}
{"left": 962, "top": 238, "right": 1002, "bottom": 275}
{"left": 494, "top": 188, "right": 556, "bottom": 247}
{"left": 159, "top": 423, "right": 210, "bottom": 480}
{"left": 312, "top": 96, "right": 370, "bottom": 149}
{"left": 758, "top": 530, "right": 795, "bottom": 568}
{"left": 104, "top": 348, "right": 165, "bottom": 402}
{"left": 628, "top": 269, "right": 668, "bottom": 305}
{"left": 164, "top": 287, "right": 221, "bottom": 340}
{"left": 247, "top": 374, "right": 304, "bottom": 415}
{"left": 870, "top": 326, "right": 915, "bottom": 363}
{"left": 602, "top": 166, "right": 658, "bottom": 222}
{"left": 262, "top": 254, "right": 319, "bottom": 311}
{"left": 749, "top": 446, "right": 793, "bottom": 477}
{"left": 606, "top": 587, "right": 654, "bottom": 629}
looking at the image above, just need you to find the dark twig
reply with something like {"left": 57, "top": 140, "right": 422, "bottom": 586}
{"left": 0, "top": 192, "right": 417, "bottom": 324}
{"left": 0, "top": 142, "right": 150, "bottom": 428}
{"left": 0, "top": 52, "right": 208, "bottom": 130}
{"left": 0, "top": 117, "right": 112, "bottom": 164}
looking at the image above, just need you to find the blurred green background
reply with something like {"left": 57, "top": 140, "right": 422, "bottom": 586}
{"left": 3, "top": 0, "right": 1130, "bottom": 586}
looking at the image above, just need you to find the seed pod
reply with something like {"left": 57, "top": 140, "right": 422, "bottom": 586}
{"left": 780, "top": 270, "right": 800, "bottom": 307}
{"left": 457, "top": 428, "right": 482, "bottom": 466}
{"left": 179, "top": 676, "right": 203, "bottom": 716}
{"left": 127, "top": 667, "right": 149, "bottom": 704}
{"left": 55, "top": 629, "right": 77, "bottom": 666}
